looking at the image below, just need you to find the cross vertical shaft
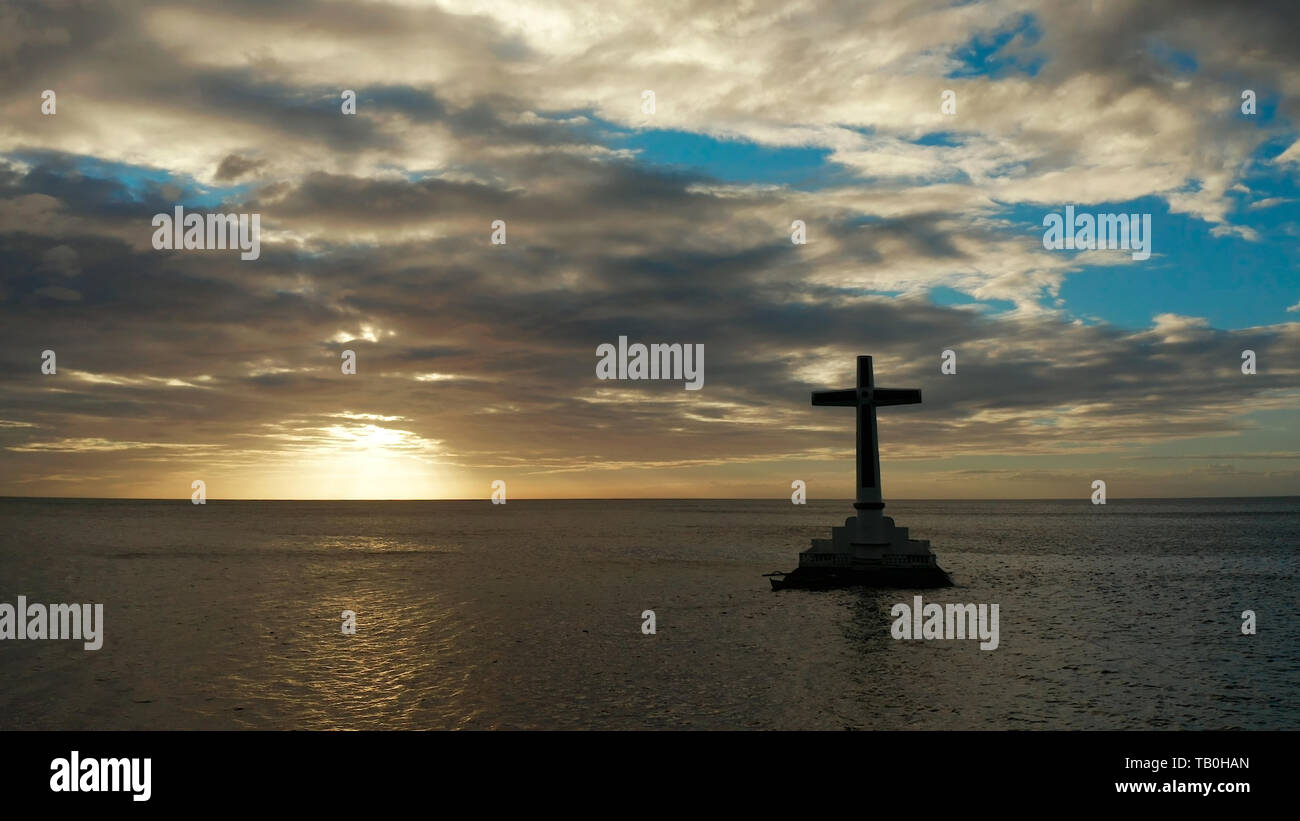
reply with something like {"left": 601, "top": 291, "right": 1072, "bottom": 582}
{"left": 811, "top": 355, "right": 922, "bottom": 512}
{"left": 856, "top": 356, "right": 882, "bottom": 508}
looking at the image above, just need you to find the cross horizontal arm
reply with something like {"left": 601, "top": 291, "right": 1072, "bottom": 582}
{"left": 872, "top": 388, "right": 922, "bottom": 406}
{"left": 811, "top": 389, "right": 857, "bottom": 406}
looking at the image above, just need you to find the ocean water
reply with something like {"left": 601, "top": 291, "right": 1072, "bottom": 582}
{"left": 0, "top": 497, "right": 1295, "bottom": 730}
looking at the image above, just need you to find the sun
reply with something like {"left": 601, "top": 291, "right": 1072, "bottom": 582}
{"left": 273, "top": 420, "right": 447, "bottom": 499}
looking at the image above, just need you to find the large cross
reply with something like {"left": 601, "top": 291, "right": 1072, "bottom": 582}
{"left": 812, "top": 355, "right": 921, "bottom": 510}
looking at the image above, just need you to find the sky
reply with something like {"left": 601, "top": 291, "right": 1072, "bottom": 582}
{"left": 1, "top": 0, "right": 1298, "bottom": 500}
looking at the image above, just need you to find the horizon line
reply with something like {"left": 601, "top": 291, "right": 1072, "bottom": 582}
{"left": 2, "top": 494, "right": 1297, "bottom": 503}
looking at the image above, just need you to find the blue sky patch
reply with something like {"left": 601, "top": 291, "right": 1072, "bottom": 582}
{"left": 946, "top": 14, "right": 1044, "bottom": 78}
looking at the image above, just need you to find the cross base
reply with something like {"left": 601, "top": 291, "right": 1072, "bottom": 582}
{"left": 768, "top": 511, "right": 953, "bottom": 590}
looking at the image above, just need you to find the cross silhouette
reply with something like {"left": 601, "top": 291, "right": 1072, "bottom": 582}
{"left": 812, "top": 355, "right": 921, "bottom": 509}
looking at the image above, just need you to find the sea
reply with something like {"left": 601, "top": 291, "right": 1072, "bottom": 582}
{"left": 0, "top": 497, "right": 1296, "bottom": 730}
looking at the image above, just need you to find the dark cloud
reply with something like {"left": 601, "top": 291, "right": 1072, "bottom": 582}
{"left": 214, "top": 154, "right": 264, "bottom": 182}
{"left": 0, "top": 0, "right": 1297, "bottom": 497}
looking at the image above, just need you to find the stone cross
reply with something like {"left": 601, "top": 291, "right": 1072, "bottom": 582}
{"left": 811, "top": 355, "right": 921, "bottom": 512}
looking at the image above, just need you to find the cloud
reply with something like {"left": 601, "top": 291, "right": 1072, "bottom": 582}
{"left": 214, "top": 153, "right": 265, "bottom": 182}
{"left": 1248, "top": 197, "right": 1294, "bottom": 210}
{"left": 0, "top": 0, "right": 1297, "bottom": 497}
